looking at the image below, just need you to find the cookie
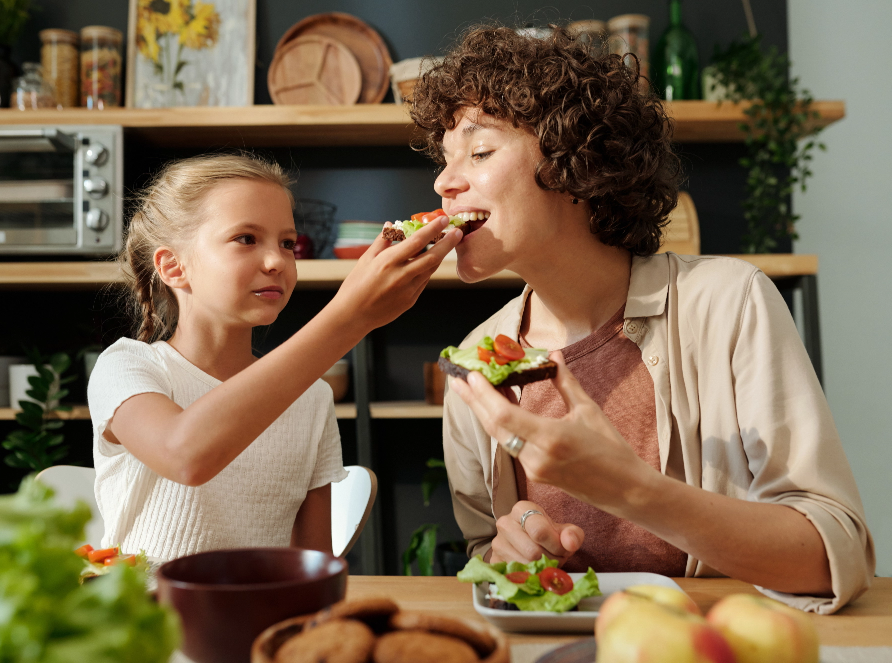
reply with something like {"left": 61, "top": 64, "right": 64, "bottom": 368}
{"left": 438, "top": 356, "right": 558, "bottom": 387}
{"left": 389, "top": 612, "right": 495, "bottom": 657}
{"left": 305, "top": 598, "right": 400, "bottom": 634}
{"left": 275, "top": 619, "right": 374, "bottom": 663}
{"left": 373, "top": 631, "right": 478, "bottom": 663}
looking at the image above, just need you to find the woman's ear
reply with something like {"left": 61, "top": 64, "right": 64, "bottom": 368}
{"left": 154, "top": 246, "right": 187, "bottom": 289}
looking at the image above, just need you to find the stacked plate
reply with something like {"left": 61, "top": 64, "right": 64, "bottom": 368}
{"left": 334, "top": 221, "right": 382, "bottom": 259}
{"left": 268, "top": 13, "right": 392, "bottom": 106}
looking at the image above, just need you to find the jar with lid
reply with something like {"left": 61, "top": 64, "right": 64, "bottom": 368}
{"left": 607, "top": 14, "right": 650, "bottom": 80}
{"left": 40, "top": 29, "right": 80, "bottom": 108}
{"left": 12, "top": 63, "right": 55, "bottom": 111}
{"left": 80, "top": 25, "right": 122, "bottom": 109}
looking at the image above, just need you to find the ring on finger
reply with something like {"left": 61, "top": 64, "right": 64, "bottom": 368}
{"left": 520, "top": 509, "right": 543, "bottom": 532}
{"left": 504, "top": 434, "right": 526, "bottom": 458}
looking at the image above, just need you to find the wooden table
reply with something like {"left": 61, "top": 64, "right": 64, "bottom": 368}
{"left": 345, "top": 576, "right": 892, "bottom": 648}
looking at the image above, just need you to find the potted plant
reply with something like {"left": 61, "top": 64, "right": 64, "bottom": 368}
{"left": 706, "top": 4, "right": 825, "bottom": 254}
{"left": 2, "top": 349, "right": 75, "bottom": 473}
{"left": 0, "top": 0, "right": 34, "bottom": 107}
{"left": 401, "top": 458, "right": 468, "bottom": 576}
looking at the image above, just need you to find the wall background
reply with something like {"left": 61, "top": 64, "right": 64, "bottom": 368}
{"left": 788, "top": 0, "right": 892, "bottom": 577}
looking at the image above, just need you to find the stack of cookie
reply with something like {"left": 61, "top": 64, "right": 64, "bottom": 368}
{"left": 252, "top": 598, "right": 509, "bottom": 663}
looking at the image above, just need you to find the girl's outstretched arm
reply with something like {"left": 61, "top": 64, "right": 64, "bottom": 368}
{"left": 103, "top": 218, "right": 462, "bottom": 485}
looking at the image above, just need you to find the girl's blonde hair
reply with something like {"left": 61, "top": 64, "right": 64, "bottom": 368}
{"left": 120, "top": 153, "right": 293, "bottom": 343}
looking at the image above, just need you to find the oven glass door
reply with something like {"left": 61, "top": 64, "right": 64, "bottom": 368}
{"left": 0, "top": 129, "right": 79, "bottom": 246}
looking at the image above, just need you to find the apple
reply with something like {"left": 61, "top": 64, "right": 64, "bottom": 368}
{"left": 706, "top": 594, "right": 819, "bottom": 663}
{"left": 596, "top": 584, "right": 701, "bottom": 640}
{"left": 596, "top": 599, "right": 736, "bottom": 663}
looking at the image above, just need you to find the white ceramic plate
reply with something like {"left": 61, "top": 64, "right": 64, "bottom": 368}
{"left": 472, "top": 572, "right": 685, "bottom": 633}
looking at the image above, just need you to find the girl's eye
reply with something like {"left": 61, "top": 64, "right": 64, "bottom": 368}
{"left": 282, "top": 239, "right": 296, "bottom": 250}
{"left": 471, "top": 150, "right": 493, "bottom": 162}
{"left": 235, "top": 234, "right": 255, "bottom": 245}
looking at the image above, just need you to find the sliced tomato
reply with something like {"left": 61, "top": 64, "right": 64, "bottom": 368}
{"left": 477, "top": 346, "right": 496, "bottom": 362}
{"left": 492, "top": 353, "right": 512, "bottom": 365}
{"left": 505, "top": 571, "right": 531, "bottom": 584}
{"left": 493, "top": 334, "right": 525, "bottom": 361}
{"left": 104, "top": 554, "right": 137, "bottom": 567}
{"left": 87, "top": 546, "right": 119, "bottom": 564}
{"left": 411, "top": 208, "right": 447, "bottom": 223}
{"left": 74, "top": 544, "right": 94, "bottom": 558}
{"left": 539, "top": 567, "right": 574, "bottom": 595}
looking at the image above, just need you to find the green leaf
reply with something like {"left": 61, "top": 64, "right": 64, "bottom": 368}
{"left": 49, "top": 353, "right": 71, "bottom": 374}
{"left": 417, "top": 525, "right": 439, "bottom": 576}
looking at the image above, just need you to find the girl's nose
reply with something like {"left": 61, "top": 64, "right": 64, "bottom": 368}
{"left": 434, "top": 160, "right": 469, "bottom": 199}
{"left": 263, "top": 246, "right": 287, "bottom": 272}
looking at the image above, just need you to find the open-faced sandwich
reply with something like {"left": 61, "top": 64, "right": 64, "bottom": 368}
{"left": 458, "top": 554, "right": 600, "bottom": 613}
{"left": 439, "top": 335, "right": 558, "bottom": 387}
{"left": 75, "top": 543, "right": 149, "bottom": 581}
{"left": 382, "top": 208, "right": 487, "bottom": 244}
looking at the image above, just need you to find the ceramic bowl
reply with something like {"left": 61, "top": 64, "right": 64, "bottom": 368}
{"left": 157, "top": 548, "right": 347, "bottom": 663}
{"left": 333, "top": 245, "right": 372, "bottom": 259}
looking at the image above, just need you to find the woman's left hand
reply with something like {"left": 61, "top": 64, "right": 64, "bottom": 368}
{"left": 449, "top": 352, "right": 660, "bottom": 518}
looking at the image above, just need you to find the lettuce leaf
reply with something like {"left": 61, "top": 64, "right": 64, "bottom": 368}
{"left": 457, "top": 554, "right": 601, "bottom": 613}
{"left": 399, "top": 216, "right": 465, "bottom": 238}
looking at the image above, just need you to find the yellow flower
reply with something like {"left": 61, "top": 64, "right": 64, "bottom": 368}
{"left": 147, "top": 0, "right": 188, "bottom": 36}
{"left": 136, "top": 10, "right": 161, "bottom": 63}
{"left": 179, "top": 2, "right": 220, "bottom": 51}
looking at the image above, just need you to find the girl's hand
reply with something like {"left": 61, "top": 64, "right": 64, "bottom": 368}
{"left": 490, "top": 500, "right": 584, "bottom": 568}
{"left": 332, "top": 216, "right": 462, "bottom": 332}
{"left": 449, "top": 352, "right": 661, "bottom": 519}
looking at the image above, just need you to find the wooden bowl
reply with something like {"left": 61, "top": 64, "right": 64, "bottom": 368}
{"left": 252, "top": 604, "right": 510, "bottom": 663}
{"left": 157, "top": 548, "right": 347, "bottom": 663}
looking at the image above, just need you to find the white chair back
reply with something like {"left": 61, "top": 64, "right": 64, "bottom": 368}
{"left": 35, "top": 465, "right": 103, "bottom": 547}
{"left": 331, "top": 465, "right": 377, "bottom": 558}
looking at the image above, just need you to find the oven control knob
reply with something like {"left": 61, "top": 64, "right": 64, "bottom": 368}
{"left": 84, "top": 143, "right": 108, "bottom": 166}
{"left": 83, "top": 177, "right": 109, "bottom": 198}
{"left": 85, "top": 208, "right": 109, "bottom": 232}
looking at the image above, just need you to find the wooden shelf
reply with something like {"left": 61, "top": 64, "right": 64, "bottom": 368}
{"left": 370, "top": 401, "right": 443, "bottom": 419}
{"left": 0, "top": 100, "right": 844, "bottom": 147}
{"left": 0, "top": 403, "right": 359, "bottom": 420}
{"left": 0, "top": 255, "right": 816, "bottom": 289}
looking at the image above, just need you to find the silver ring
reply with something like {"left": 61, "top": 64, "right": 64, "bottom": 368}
{"left": 520, "top": 509, "right": 543, "bottom": 532}
{"left": 504, "top": 434, "right": 526, "bottom": 458}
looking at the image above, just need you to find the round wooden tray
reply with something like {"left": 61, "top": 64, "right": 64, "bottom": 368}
{"left": 267, "top": 34, "right": 362, "bottom": 106}
{"left": 275, "top": 12, "right": 392, "bottom": 104}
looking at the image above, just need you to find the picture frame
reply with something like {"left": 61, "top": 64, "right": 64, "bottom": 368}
{"left": 125, "top": 0, "right": 256, "bottom": 108}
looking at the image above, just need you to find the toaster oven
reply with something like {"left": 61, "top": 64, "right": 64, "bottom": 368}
{"left": 0, "top": 125, "right": 122, "bottom": 255}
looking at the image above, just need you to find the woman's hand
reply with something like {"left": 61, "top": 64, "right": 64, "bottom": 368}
{"left": 490, "top": 500, "right": 584, "bottom": 567}
{"left": 332, "top": 216, "right": 462, "bottom": 333}
{"left": 450, "top": 352, "right": 660, "bottom": 519}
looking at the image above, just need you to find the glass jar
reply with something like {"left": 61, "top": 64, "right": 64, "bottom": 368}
{"left": 40, "top": 29, "right": 80, "bottom": 108}
{"left": 607, "top": 14, "right": 651, "bottom": 80}
{"left": 80, "top": 25, "right": 122, "bottom": 109}
{"left": 12, "top": 63, "right": 55, "bottom": 111}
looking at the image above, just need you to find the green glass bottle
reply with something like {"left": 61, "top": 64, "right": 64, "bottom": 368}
{"left": 652, "top": 0, "right": 700, "bottom": 100}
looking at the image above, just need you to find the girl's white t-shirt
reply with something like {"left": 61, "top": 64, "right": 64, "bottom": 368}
{"left": 87, "top": 338, "right": 347, "bottom": 560}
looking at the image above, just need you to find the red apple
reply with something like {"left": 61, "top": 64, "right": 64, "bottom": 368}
{"left": 596, "top": 584, "right": 701, "bottom": 640}
{"left": 596, "top": 599, "right": 736, "bottom": 663}
{"left": 706, "top": 594, "right": 819, "bottom": 663}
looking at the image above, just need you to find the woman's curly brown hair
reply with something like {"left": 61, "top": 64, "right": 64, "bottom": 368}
{"left": 410, "top": 25, "right": 681, "bottom": 256}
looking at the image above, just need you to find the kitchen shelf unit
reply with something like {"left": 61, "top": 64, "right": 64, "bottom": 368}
{"left": 0, "top": 100, "right": 844, "bottom": 147}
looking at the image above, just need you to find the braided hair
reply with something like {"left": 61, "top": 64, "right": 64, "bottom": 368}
{"left": 119, "top": 154, "right": 293, "bottom": 343}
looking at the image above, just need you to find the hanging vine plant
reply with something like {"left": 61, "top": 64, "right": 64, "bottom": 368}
{"left": 709, "top": 33, "right": 825, "bottom": 254}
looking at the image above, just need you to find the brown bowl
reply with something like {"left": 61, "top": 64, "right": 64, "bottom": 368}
{"left": 157, "top": 548, "right": 347, "bottom": 663}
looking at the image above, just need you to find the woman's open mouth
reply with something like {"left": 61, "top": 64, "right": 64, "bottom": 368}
{"left": 253, "top": 286, "right": 284, "bottom": 300}
{"left": 451, "top": 210, "right": 489, "bottom": 236}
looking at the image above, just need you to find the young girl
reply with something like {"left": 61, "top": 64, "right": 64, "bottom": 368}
{"left": 88, "top": 154, "right": 461, "bottom": 561}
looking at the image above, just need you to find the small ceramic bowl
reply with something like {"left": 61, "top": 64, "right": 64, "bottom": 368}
{"left": 333, "top": 245, "right": 372, "bottom": 259}
{"left": 157, "top": 548, "right": 347, "bottom": 663}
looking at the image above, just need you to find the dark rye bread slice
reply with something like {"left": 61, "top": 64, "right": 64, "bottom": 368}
{"left": 438, "top": 355, "right": 558, "bottom": 388}
{"left": 382, "top": 222, "right": 468, "bottom": 244}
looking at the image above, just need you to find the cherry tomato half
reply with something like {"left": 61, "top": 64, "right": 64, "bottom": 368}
{"left": 539, "top": 567, "right": 574, "bottom": 595}
{"left": 87, "top": 547, "right": 119, "bottom": 564}
{"left": 493, "top": 334, "right": 525, "bottom": 361}
{"left": 74, "top": 544, "right": 94, "bottom": 558}
{"left": 477, "top": 346, "right": 495, "bottom": 362}
{"left": 411, "top": 209, "right": 447, "bottom": 223}
{"left": 104, "top": 554, "right": 137, "bottom": 567}
{"left": 505, "top": 571, "right": 531, "bottom": 584}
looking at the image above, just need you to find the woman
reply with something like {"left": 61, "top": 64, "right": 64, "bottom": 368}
{"left": 411, "top": 25, "right": 874, "bottom": 613}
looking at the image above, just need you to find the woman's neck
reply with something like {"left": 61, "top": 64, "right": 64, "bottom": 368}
{"left": 516, "top": 233, "right": 632, "bottom": 350}
{"left": 165, "top": 318, "right": 256, "bottom": 381}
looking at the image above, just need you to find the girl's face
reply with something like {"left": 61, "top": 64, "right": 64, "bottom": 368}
{"left": 434, "top": 108, "right": 573, "bottom": 282}
{"left": 182, "top": 178, "right": 298, "bottom": 329}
